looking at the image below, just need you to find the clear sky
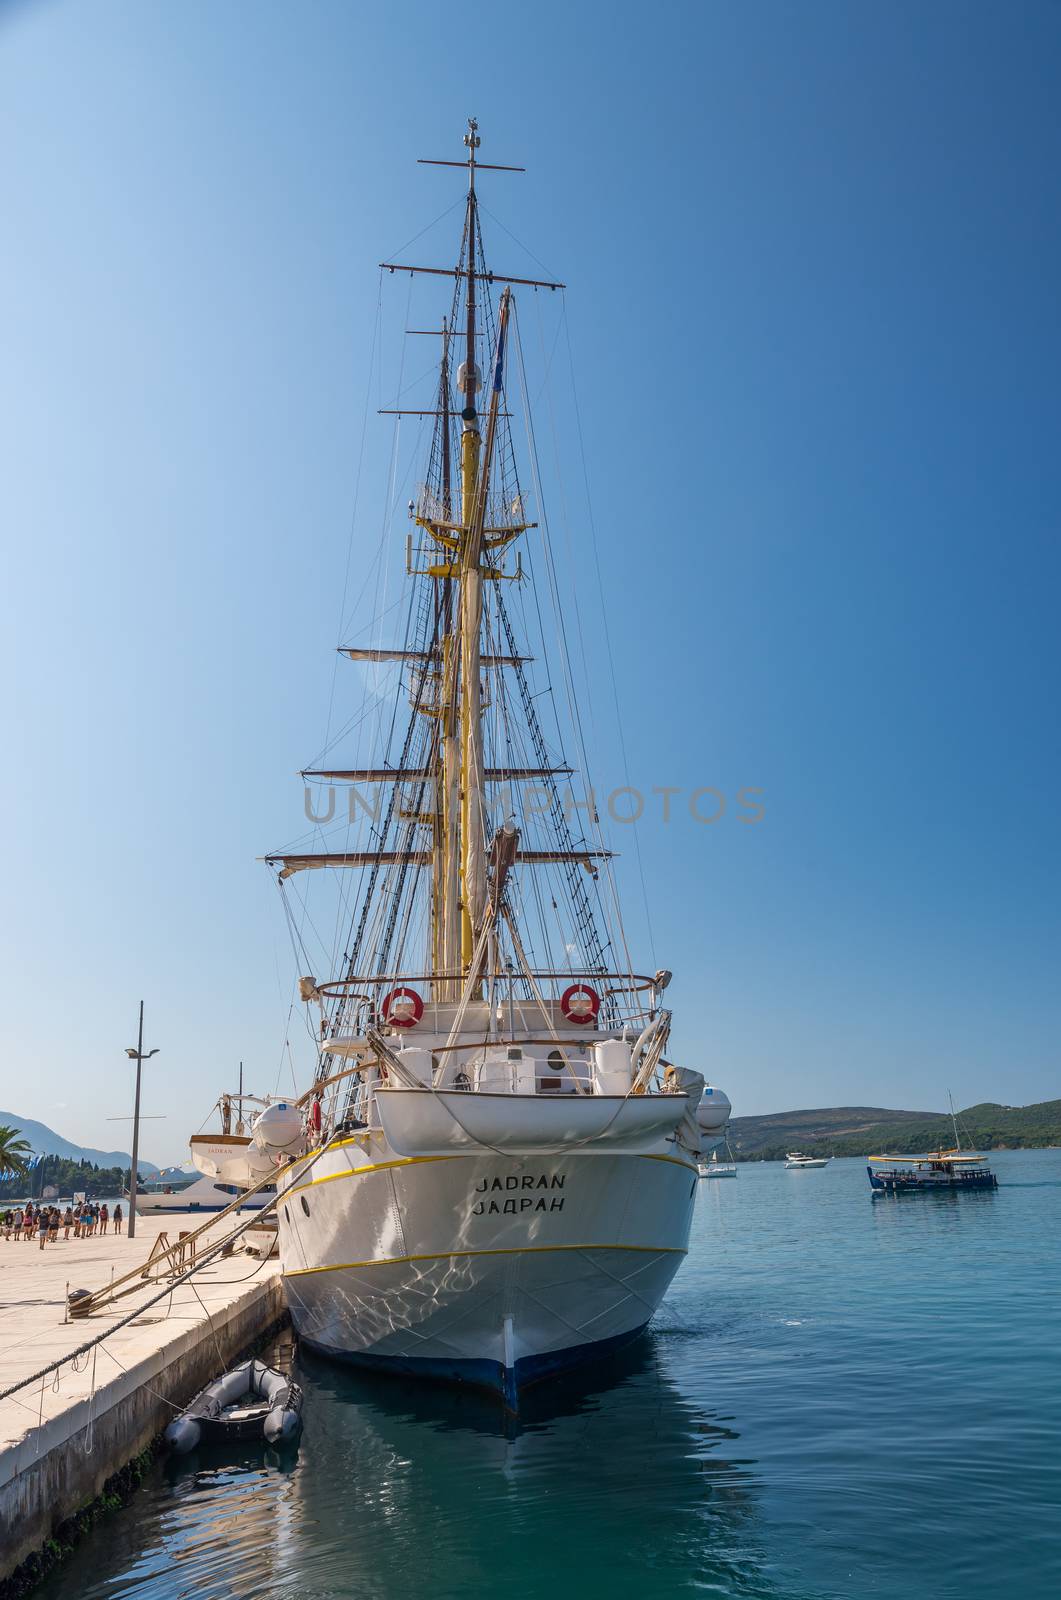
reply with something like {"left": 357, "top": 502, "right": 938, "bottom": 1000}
{"left": 2, "top": 0, "right": 1059, "bottom": 1159}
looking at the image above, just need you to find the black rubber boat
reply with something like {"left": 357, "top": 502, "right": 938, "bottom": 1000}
{"left": 164, "top": 1358, "right": 303, "bottom": 1453}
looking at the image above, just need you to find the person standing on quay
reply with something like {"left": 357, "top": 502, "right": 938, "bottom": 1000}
{"left": 37, "top": 1208, "right": 49, "bottom": 1249}
{"left": 63, "top": 1206, "right": 72, "bottom": 1239}
{"left": 113, "top": 1203, "right": 123, "bottom": 1235}
{"left": 100, "top": 1203, "right": 109, "bottom": 1235}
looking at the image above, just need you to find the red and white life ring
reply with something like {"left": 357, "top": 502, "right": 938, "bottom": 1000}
{"left": 380, "top": 986, "right": 424, "bottom": 1029}
{"left": 560, "top": 983, "right": 600, "bottom": 1024}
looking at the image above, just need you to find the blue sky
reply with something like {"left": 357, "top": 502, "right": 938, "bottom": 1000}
{"left": 1, "top": 0, "right": 1059, "bottom": 1157}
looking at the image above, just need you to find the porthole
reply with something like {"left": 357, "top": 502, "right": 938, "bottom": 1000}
{"left": 300, "top": 1195, "right": 310, "bottom": 1218}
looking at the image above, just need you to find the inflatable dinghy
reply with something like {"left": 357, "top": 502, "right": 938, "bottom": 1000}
{"left": 164, "top": 1358, "right": 303, "bottom": 1453}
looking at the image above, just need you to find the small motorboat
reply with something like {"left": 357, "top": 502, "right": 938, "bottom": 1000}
{"left": 164, "top": 1359, "right": 303, "bottom": 1453}
{"left": 867, "top": 1150, "right": 998, "bottom": 1193}
{"left": 785, "top": 1151, "right": 830, "bottom": 1169}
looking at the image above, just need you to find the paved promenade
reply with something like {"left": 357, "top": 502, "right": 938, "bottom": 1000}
{"left": 0, "top": 1212, "right": 283, "bottom": 1579}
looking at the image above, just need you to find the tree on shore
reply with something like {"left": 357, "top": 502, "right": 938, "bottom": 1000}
{"left": 0, "top": 1126, "right": 32, "bottom": 1181}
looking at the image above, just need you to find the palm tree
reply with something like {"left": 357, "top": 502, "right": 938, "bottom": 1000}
{"left": 0, "top": 1126, "right": 33, "bottom": 1182}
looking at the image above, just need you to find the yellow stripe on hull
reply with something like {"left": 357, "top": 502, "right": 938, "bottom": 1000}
{"left": 283, "top": 1240, "right": 686, "bottom": 1279}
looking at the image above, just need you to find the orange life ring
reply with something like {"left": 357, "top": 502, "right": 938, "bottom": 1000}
{"left": 381, "top": 986, "right": 424, "bottom": 1029}
{"left": 560, "top": 983, "right": 600, "bottom": 1024}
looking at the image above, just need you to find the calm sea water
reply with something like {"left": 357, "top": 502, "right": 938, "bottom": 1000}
{"left": 37, "top": 1149, "right": 1061, "bottom": 1599}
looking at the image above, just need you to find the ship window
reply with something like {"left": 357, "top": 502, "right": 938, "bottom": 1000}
{"left": 300, "top": 1195, "right": 310, "bottom": 1218}
{"left": 541, "top": 1050, "right": 574, "bottom": 1094}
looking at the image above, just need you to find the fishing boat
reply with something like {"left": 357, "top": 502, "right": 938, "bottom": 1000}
{"left": 258, "top": 122, "right": 725, "bottom": 1408}
{"left": 867, "top": 1096, "right": 998, "bottom": 1193}
{"left": 866, "top": 1150, "right": 998, "bottom": 1192}
{"left": 785, "top": 1151, "right": 829, "bottom": 1169}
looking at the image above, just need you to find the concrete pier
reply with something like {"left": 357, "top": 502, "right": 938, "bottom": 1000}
{"left": 0, "top": 1214, "right": 283, "bottom": 1583}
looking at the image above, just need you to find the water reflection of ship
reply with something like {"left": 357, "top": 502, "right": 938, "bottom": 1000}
{"left": 291, "top": 1332, "right": 777, "bottom": 1598}
{"left": 38, "top": 1332, "right": 787, "bottom": 1600}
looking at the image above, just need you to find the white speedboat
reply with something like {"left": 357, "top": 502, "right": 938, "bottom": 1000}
{"left": 136, "top": 1174, "right": 273, "bottom": 1214}
{"left": 785, "top": 1151, "right": 830, "bottom": 1169}
{"left": 260, "top": 122, "right": 728, "bottom": 1408}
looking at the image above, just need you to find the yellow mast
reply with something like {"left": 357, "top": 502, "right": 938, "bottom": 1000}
{"left": 461, "top": 289, "right": 511, "bottom": 968}
{"left": 431, "top": 321, "right": 453, "bottom": 982}
{"left": 428, "top": 120, "right": 520, "bottom": 984}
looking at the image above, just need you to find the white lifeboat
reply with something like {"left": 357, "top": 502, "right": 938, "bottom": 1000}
{"left": 188, "top": 1134, "right": 276, "bottom": 1187}
{"left": 695, "top": 1085, "right": 732, "bottom": 1132}
{"left": 374, "top": 1086, "right": 689, "bottom": 1157}
{"left": 251, "top": 1102, "right": 306, "bottom": 1156}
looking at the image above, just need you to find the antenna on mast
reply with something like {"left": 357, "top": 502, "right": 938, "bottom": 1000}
{"left": 416, "top": 116, "right": 523, "bottom": 177}
{"left": 465, "top": 115, "right": 480, "bottom": 191}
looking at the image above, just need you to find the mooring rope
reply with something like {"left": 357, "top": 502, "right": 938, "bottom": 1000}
{"left": 0, "top": 1133, "right": 343, "bottom": 1410}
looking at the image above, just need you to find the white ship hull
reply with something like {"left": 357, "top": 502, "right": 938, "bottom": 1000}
{"left": 277, "top": 1135, "right": 697, "bottom": 1404}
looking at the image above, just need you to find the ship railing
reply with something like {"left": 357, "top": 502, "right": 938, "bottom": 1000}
{"left": 415, "top": 484, "right": 535, "bottom": 535}
{"left": 318, "top": 969, "right": 660, "bottom": 1041}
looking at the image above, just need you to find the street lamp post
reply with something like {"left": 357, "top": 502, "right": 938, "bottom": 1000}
{"left": 125, "top": 1001, "right": 159, "bottom": 1240}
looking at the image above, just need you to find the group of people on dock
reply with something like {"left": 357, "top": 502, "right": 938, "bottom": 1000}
{"left": 1, "top": 1200, "right": 124, "bottom": 1247}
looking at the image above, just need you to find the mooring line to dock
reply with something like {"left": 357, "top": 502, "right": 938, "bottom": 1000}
{"left": 0, "top": 1132, "right": 342, "bottom": 1412}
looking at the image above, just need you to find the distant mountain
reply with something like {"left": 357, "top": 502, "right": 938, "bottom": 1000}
{"left": 729, "top": 1101, "right": 1061, "bottom": 1161}
{"left": 0, "top": 1111, "right": 160, "bottom": 1176}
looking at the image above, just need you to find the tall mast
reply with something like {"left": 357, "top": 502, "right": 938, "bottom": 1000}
{"left": 439, "top": 327, "right": 462, "bottom": 987}
{"left": 316, "top": 121, "right": 561, "bottom": 996}
{"left": 458, "top": 117, "right": 484, "bottom": 970}
{"left": 428, "top": 320, "right": 451, "bottom": 972}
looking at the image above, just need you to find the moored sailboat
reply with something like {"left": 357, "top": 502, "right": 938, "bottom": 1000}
{"left": 259, "top": 123, "right": 726, "bottom": 1407}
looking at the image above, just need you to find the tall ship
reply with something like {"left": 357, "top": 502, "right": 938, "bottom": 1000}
{"left": 256, "top": 122, "right": 728, "bottom": 1406}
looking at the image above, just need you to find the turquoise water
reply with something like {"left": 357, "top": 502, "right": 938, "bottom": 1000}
{"left": 37, "top": 1149, "right": 1061, "bottom": 1599}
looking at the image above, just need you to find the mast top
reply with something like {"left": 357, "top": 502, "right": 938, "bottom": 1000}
{"left": 465, "top": 117, "right": 480, "bottom": 190}
{"left": 417, "top": 119, "right": 525, "bottom": 183}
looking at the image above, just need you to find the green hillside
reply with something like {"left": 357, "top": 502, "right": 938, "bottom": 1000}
{"left": 728, "top": 1100, "right": 1061, "bottom": 1161}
